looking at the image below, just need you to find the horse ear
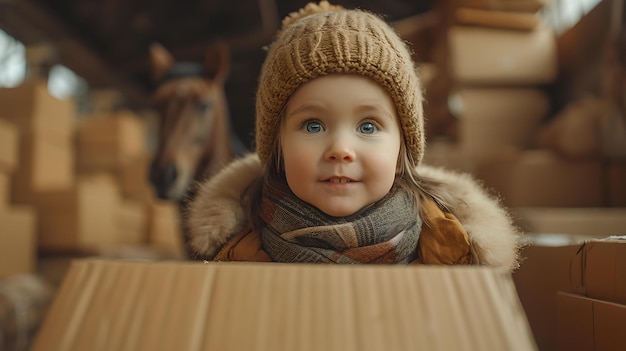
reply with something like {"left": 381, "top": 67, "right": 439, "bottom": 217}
{"left": 150, "top": 42, "right": 175, "bottom": 82}
{"left": 204, "top": 41, "right": 230, "bottom": 84}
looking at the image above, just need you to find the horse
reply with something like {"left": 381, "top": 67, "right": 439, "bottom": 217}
{"left": 148, "top": 42, "right": 246, "bottom": 201}
{"left": 148, "top": 42, "right": 247, "bottom": 256}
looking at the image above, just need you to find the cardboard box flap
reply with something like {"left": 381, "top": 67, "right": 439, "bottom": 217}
{"left": 578, "top": 237, "right": 626, "bottom": 305}
{"left": 32, "top": 260, "right": 537, "bottom": 351}
{"left": 557, "top": 292, "right": 626, "bottom": 351}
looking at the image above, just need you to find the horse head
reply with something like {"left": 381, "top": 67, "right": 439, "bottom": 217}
{"left": 148, "top": 42, "right": 242, "bottom": 202}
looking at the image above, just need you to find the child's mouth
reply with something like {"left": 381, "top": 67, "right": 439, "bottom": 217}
{"left": 327, "top": 178, "right": 352, "bottom": 183}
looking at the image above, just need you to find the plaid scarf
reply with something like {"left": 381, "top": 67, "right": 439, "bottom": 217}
{"left": 260, "top": 186, "right": 422, "bottom": 264}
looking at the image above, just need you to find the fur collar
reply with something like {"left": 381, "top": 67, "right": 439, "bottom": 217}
{"left": 186, "top": 153, "right": 521, "bottom": 270}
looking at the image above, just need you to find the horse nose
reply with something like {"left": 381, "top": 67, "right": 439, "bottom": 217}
{"left": 149, "top": 162, "right": 178, "bottom": 199}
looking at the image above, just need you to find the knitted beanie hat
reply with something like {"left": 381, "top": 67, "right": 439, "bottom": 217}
{"left": 255, "top": 1, "right": 424, "bottom": 166}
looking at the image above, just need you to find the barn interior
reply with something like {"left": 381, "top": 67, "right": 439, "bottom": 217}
{"left": 1, "top": 0, "right": 625, "bottom": 350}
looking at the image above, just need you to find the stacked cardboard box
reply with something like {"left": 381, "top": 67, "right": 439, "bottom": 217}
{"left": 450, "top": 18, "right": 556, "bottom": 86}
{"left": 117, "top": 155, "right": 155, "bottom": 202}
{"left": 0, "top": 79, "right": 187, "bottom": 293}
{"left": 556, "top": 239, "right": 626, "bottom": 350}
{"left": 449, "top": 1, "right": 556, "bottom": 158}
{"left": 455, "top": 88, "right": 551, "bottom": 157}
{"left": 476, "top": 149, "right": 604, "bottom": 208}
{"left": 0, "top": 79, "right": 77, "bottom": 280}
{"left": 0, "top": 79, "right": 132, "bottom": 254}
{"left": 0, "top": 119, "right": 18, "bottom": 173}
{"left": 514, "top": 207, "right": 626, "bottom": 238}
{"left": 422, "top": 0, "right": 557, "bottom": 175}
{"left": 74, "top": 110, "right": 149, "bottom": 251}
{"left": 0, "top": 93, "right": 42, "bottom": 351}
{"left": 423, "top": 1, "right": 626, "bottom": 237}
{"left": 514, "top": 235, "right": 626, "bottom": 351}
{"left": 34, "top": 174, "right": 122, "bottom": 251}
{"left": 117, "top": 200, "right": 148, "bottom": 246}
{"left": 0, "top": 118, "right": 37, "bottom": 279}
{"left": 608, "top": 161, "right": 626, "bottom": 206}
{"left": 146, "top": 200, "right": 185, "bottom": 257}
{"left": 486, "top": 152, "right": 624, "bottom": 212}
{"left": 0, "top": 79, "right": 75, "bottom": 204}
{"left": 0, "top": 208, "right": 37, "bottom": 278}
{"left": 75, "top": 109, "right": 184, "bottom": 257}
{"left": 455, "top": 4, "right": 543, "bottom": 31}
{"left": 77, "top": 110, "right": 147, "bottom": 172}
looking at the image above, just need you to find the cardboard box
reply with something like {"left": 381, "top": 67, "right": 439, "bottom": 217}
{"left": 455, "top": 7, "right": 541, "bottom": 31}
{"left": 513, "top": 207, "right": 626, "bottom": 237}
{"left": 0, "top": 172, "right": 8, "bottom": 207}
{"left": 147, "top": 200, "right": 185, "bottom": 257}
{"left": 459, "top": 0, "right": 547, "bottom": 12}
{"left": 117, "top": 155, "right": 155, "bottom": 201}
{"left": 514, "top": 236, "right": 626, "bottom": 351}
{"left": 456, "top": 88, "right": 550, "bottom": 157}
{"left": 513, "top": 234, "right": 588, "bottom": 351}
{"left": 475, "top": 150, "right": 604, "bottom": 207}
{"left": 557, "top": 292, "right": 626, "bottom": 351}
{"left": 117, "top": 200, "right": 147, "bottom": 245}
{"left": 77, "top": 110, "right": 147, "bottom": 172}
{"left": 35, "top": 174, "right": 122, "bottom": 251}
{"left": 11, "top": 129, "right": 75, "bottom": 204}
{"left": 449, "top": 22, "right": 557, "bottom": 85}
{"left": 0, "top": 206, "right": 37, "bottom": 278}
{"left": 422, "top": 138, "right": 477, "bottom": 174}
{"left": 0, "top": 119, "right": 19, "bottom": 173}
{"left": 608, "top": 162, "right": 626, "bottom": 207}
{"left": 0, "top": 79, "right": 75, "bottom": 136}
{"left": 31, "top": 260, "right": 537, "bottom": 351}
{"left": 575, "top": 239, "right": 626, "bottom": 305}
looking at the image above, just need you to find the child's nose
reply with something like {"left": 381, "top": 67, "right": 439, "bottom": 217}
{"left": 324, "top": 134, "right": 356, "bottom": 162}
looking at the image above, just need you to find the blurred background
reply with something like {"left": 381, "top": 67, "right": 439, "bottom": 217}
{"left": 0, "top": 0, "right": 625, "bottom": 350}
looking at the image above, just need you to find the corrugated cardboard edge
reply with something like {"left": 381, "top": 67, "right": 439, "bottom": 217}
{"left": 32, "top": 259, "right": 537, "bottom": 351}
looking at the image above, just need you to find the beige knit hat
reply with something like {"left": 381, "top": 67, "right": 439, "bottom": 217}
{"left": 255, "top": 1, "right": 424, "bottom": 165}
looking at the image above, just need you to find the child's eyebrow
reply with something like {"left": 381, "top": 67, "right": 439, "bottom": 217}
{"left": 355, "top": 103, "right": 396, "bottom": 120}
{"left": 286, "top": 102, "right": 396, "bottom": 120}
{"left": 286, "top": 104, "right": 325, "bottom": 118}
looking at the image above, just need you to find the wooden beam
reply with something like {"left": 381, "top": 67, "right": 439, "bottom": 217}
{"left": 0, "top": 0, "right": 151, "bottom": 106}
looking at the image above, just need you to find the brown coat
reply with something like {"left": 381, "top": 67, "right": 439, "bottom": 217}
{"left": 187, "top": 154, "right": 521, "bottom": 270}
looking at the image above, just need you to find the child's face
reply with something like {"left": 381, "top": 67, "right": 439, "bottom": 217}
{"left": 280, "top": 74, "right": 401, "bottom": 217}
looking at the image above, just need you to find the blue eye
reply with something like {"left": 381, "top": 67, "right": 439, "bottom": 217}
{"left": 358, "top": 122, "right": 377, "bottom": 134}
{"left": 305, "top": 121, "right": 323, "bottom": 133}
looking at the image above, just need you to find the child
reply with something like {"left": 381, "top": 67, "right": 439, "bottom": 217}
{"left": 186, "top": 1, "right": 521, "bottom": 270}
